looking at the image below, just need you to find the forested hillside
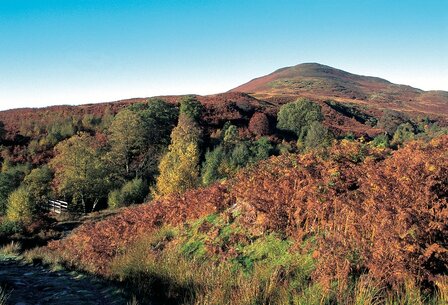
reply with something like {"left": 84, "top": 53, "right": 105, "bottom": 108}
{"left": 0, "top": 65, "right": 447, "bottom": 304}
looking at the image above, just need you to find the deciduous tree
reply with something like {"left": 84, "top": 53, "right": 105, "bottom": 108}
{"left": 50, "top": 133, "right": 112, "bottom": 213}
{"left": 6, "top": 187, "right": 34, "bottom": 223}
{"left": 23, "top": 165, "right": 53, "bottom": 208}
{"left": 127, "top": 99, "right": 179, "bottom": 178}
{"left": 301, "top": 121, "right": 333, "bottom": 150}
{"left": 155, "top": 115, "right": 202, "bottom": 197}
{"left": 179, "top": 96, "right": 204, "bottom": 121}
{"left": 109, "top": 109, "right": 145, "bottom": 175}
{"left": 277, "top": 99, "right": 323, "bottom": 140}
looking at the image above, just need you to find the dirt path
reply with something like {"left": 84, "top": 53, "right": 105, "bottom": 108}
{"left": 0, "top": 257, "right": 127, "bottom": 305}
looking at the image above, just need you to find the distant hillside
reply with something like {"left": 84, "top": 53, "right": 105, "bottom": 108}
{"left": 231, "top": 63, "right": 448, "bottom": 118}
{"left": 1, "top": 63, "right": 447, "bottom": 149}
{"left": 0, "top": 93, "right": 269, "bottom": 137}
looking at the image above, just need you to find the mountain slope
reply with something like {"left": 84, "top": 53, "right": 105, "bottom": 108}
{"left": 231, "top": 63, "right": 448, "bottom": 117}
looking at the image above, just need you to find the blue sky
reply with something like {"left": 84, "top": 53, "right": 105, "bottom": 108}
{"left": 0, "top": 0, "right": 447, "bottom": 110}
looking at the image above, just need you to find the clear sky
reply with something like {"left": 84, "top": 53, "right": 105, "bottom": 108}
{"left": 0, "top": 0, "right": 447, "bottom": 111}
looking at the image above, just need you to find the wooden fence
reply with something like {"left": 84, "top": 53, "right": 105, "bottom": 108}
{"left": 46, "top": 200, "right": 69, "bottom": 214}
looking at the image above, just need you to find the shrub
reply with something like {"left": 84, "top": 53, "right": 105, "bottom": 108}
{"left": 0, "top": 241, "right": 21, "bottom": 256}
{"left": 121, "top": 178, "right": 148, "bottom": 206}
{"left": 371, "top": 133, "right": 390, "bottom": 148}
{"left": 377, "top": 110, "right": 409, "bottom": 135}
{"left": 392, "top": 122, "right": 416, "bottom": 146}
{"left": 43, "top": 136, "right": 448, "bottom": 304}
{"left": 108, "top": 189, "right": 123, "bottom": 209}
{"left": 0, "top": 219, "right": 24, "bottom": 236}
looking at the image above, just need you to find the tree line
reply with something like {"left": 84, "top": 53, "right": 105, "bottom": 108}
{"left": 0, "top": 97, "right": 446, "bottom": 231}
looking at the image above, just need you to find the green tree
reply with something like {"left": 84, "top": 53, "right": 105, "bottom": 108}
{"left": 277, "top": 99, "right": 324, "bottom": 140}
{"left": 121, "top": 178, "right": 147, "bottom": 204}
{"left": 109, "top": 109, "right": 146, "bottom": 175}
{"left": 23, "top": 166, "right": 53, "bottom": 208}
{"left": 0, "top": 173, "right": 21, "bottom": 215}
{"left": 6, "top": 187, "right": 34, "bottom": 223}
{"left": 81, "top": 114, "right": 100, "bottom": 131}
{"left": 0, "top": 163, "right": 29, "bottom": 215}
{"left": 201, "top": 146, "right": 226, "bottom": 186}
{"left": 50, "top": 133, "right": 112, "bottom": 213}
{"left": 301, "top": 121, "right": 333, "bottom": 150}
{"left": 155, "top": 115, "right": 202, "bottom": 197}
{"left": 179, "top": 96, "right": 204, "bottom": 121}
{"left": 251, "top": 137, "right": 274, "bottom": 161}
{"left": 127, "top": 99, "right": 179, "bottom": 178}
{"left": 201, "top": 126, "right": 274, "bottom": 186}
{"left": 223, "top": 125, "right": 239, "bottom": 144}
{"left": 141, "top": 99, "right": 178, "bottom": 145}
{"left": 100, "top": 106, "right": 114, "bottom": 131}
{"left": 229, "top": 142, "right": 251, "bottom": 169}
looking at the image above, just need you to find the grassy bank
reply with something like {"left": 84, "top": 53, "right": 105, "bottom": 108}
{"left": 26, "top": 212, "right": 447, "bottom": 305}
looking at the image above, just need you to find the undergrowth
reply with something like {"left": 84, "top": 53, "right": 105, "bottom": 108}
{"left": 34, "top": 212, "right": 442, "bottom": 304}
{"left": 25, "top": 137, "right": 448, "bottom": 304}
{"left": 0, "top": 241, "right": 20, "bottom": 258}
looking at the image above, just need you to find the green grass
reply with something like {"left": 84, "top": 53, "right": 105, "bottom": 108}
{"left": 23, "top": 211, "right": 447, "bottom": 305}
{"left": 107, "top": 212, "right": 322, "bottom": 304}
{"left": 106, "top": 212, "right": 447, "bottom": 304}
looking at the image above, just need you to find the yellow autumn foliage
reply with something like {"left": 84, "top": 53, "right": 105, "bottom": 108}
{"left": 154, "top": 115, "right": 201, "bottom": 197}
{"left": 6, "top": 187, "right": 34, "bottom": 223}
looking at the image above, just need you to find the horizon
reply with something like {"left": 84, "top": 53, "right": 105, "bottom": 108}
{"left": 1, "top": 0, "right": 447, "bottom": 111}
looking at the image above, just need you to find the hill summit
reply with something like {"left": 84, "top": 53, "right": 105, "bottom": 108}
{"left": 231, "top": 63, "right": 448, "bottom": 117}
